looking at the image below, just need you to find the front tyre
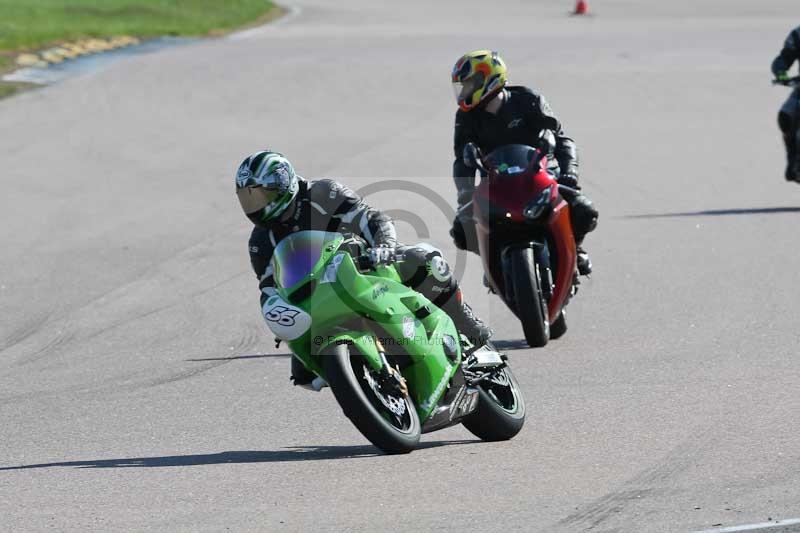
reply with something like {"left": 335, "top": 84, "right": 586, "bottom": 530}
{"left": 322, "top": 344, "right": 420, "bottom": 454}
{"left": 462, "top": 366, "right": 525, "bottom": 441}
{"left": 510, "top": 247, "right": 549, "bottom": 347}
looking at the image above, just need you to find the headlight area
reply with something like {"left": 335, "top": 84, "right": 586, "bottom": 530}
{"left": 523, "top": 186, "right": 553, "bottom": 221}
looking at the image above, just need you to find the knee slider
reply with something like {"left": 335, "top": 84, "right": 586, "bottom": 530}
{"left": 427, "top": 254, "right": 452, "bottom": 284}
{"left": 405, "top": 244, "right": 452, "bottom": 284}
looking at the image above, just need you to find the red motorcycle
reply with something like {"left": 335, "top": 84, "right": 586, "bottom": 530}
{"left": 463, "top": 136, "right": 578, "bottom": 347}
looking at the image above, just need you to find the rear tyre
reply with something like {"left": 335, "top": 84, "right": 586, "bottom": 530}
{"left": 550, "top": 310, "right": 568, "bottom": 340}
{"left": 322, "top": 344, "right": 420, "bottom": 454}
{"left": 510, "top": 247, "right": 549, "bottom": 347}
{"left": 462, "top": 366, "right": 525, "bottom": 441}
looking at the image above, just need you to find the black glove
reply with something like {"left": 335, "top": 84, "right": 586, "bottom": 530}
{"left": 369, "top": 244, "right": 396, "bottom": 267}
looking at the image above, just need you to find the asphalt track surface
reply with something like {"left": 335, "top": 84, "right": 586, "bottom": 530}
{"left": 1, "top": 1, "right": 799, "bottom": 531}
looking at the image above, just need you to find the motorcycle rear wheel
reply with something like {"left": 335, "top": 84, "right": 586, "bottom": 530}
{"left": 510, "top": 247, "right": 550, "bottom": 347}
{"left": 323, "top": 343, "right": 420, "bottom": 454}
{"left": 462, "top": 366, "right": 526, "bottom": 441}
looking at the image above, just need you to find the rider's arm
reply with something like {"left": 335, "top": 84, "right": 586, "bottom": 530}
{"left": 531, "top": 93, "right": 580, "bottom": 179}
{"left": 310, "top": 179, "right": 398, "bottom": 248}
{"left": 772, "top": 27, "right": 800, "bottom": 77}
{"left": 249, "top": 227, "right": 277, "bottom": 306}
{"left": 453, "top": 110, "right": 477, "bottom": 205}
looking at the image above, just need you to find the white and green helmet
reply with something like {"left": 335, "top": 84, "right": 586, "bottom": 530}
{"left": 235, "top": 150, "right": 299, "bottom": 225}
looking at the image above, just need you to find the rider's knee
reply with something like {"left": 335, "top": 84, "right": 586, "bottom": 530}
{"left": 396, "top": 244, "right": 451, "bottom": 288}
{"left": 450, "top": 217, "right": 468, "bottom": 250}
{"left": 571, "top": 195, "right": 598, "bottom": 240}
{"left": 451, "top": 213, "right": 479, "bottom": 254}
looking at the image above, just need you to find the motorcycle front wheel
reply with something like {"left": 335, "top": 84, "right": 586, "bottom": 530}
{"left": 323, "top": 343, "right": 420, "bottom": 454}
{"left": 510, "top": 247, "right": 550, "bottom": 347}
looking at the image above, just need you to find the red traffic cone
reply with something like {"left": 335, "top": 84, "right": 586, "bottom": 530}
{"left": 574, "top": 0, "right": 588, "bottom": 14}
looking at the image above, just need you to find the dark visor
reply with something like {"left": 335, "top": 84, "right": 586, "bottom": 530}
{"left": 236, "top": 186, "right": 280, "bottom": 215}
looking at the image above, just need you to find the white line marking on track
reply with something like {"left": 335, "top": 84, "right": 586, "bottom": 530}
{"left": 694, "top": 518, "right": 800, "bottom": 533}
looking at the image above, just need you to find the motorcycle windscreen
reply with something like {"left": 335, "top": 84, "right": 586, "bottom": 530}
{"left": 272, "top": 231, "right": 342, "bottom": 289}
{"left": 484, "top": 144, "right": 538, "bottom": 175}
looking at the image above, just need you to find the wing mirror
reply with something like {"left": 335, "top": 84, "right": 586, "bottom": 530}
{"left": 462, "top": 142, "right": 485, "bottom": 172}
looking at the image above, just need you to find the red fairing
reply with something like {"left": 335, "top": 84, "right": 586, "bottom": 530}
{"left": 546, "top": 200, "right": 576, "bottom": 323}
{"left": 475, "top": 155, "right": 556, "bottom": 221}
{"left": 472, "top": 145, "right": 578, "bottom": 338}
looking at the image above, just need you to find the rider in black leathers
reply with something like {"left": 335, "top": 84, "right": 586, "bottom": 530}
{"left": 453, "top": 85, "right": 579, "bottom": 193}
{"left": 773, "top": 25, "right": 800, "bottom": 181}
{"left": 450, "top": 51, "right": 598, "bottom": 274}
{"left": 235, "top": 151, "right": 491, "bottom": 388}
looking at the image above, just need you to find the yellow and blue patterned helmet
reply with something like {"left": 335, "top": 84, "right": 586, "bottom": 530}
{"left": 451, "top": 50, "right": 508, "bottom": 112}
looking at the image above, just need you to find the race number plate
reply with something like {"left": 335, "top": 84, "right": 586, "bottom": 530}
{"left": 262, "top": 296, "right": 312, "bottom": 341}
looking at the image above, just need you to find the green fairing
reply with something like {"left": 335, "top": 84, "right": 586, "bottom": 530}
{"left": 273, "top": 231, "right": 461, "bottom": 420}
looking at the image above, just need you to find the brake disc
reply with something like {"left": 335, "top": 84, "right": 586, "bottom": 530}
{"left": 362, "top": 366, "right": 407, "bottom": 417}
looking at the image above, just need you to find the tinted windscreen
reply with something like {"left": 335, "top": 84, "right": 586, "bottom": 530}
{"left": 272, "top": 231, "right": 341, "bottom": 289}
{"left": 484, "top": 144, "right": 538, "bottom": 175}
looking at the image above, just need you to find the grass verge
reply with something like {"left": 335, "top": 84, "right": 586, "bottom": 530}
{"left": 0, "top": 0, "right": 278, "bottom": 98}
{"left": 0, "top": 81, "right": 34, "bottom": 99}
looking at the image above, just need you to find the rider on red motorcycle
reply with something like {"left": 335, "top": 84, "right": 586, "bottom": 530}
{"left": 449, "top": 50, "right": 598, "bottom": 275}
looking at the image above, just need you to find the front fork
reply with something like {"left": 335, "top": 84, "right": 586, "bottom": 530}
{"left": 374, "top": 337, "right": 409, "bottom": 397}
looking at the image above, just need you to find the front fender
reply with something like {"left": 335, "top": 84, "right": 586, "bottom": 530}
{"left": 317, "top": 331, "right": 383, "bottom": 373}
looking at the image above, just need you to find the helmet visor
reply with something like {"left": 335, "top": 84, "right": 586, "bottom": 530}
{"left": 452, "top": 73, "right": 485, "bottom": 105}
{"left": 237, "top": 186, "right": 281, "bottom": 215}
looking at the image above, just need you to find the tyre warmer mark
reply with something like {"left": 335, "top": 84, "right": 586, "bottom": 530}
{"left": 135, "top": 325, "right": 263, "bottom": 389}
{"left": 0, "top": 312, "right": 51, "bottom": 353}
{"left": 12, "top": 330, "right": 75, "bottom": 367}
{"left": 556, "top": 431, "right": 717, "bottom": 531}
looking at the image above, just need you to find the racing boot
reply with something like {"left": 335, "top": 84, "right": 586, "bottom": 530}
{"left": 577, "top": 246, "right": 593, "bottom": 276}
{"left": 778, "top": 112, "right": 799, "bottom": 182}
{"left": 482, "top": 273, "right": 496, "bottom": 293}
{"left": 783, "top": 133, "right": 798, "bottom": 181}
{"left": 569, "top": 193, "right": 597, "bottom": 277}
{"left": 291, "top": 356, "right": 327, "bottom": 391}
{"left": 440, "top": 288, "right": 493, "bottom": 348}
{"left": 793, "top": 147, "right": 800, "bottom": 183}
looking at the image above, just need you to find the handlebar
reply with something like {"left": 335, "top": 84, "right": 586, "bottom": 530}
{"left": 355, "top": 249, "right": 407, "bottom": 272}
{"left": 340, "top": 234, "right": 405, "bottom": 270}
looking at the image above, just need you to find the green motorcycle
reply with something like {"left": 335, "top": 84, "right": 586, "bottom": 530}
{"left": 263, "top": 230, "right": 525, "bottom": 454}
